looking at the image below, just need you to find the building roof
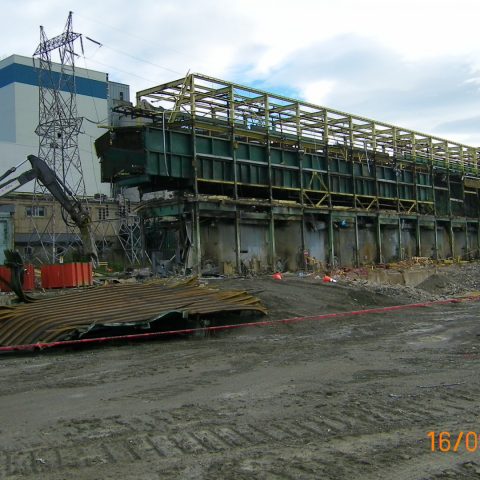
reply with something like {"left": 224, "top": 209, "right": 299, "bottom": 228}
{"left": 15, "top": 232, "right": 81, "bottom": 245}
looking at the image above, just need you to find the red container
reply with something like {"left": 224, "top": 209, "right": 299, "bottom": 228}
{"left": 41, "top": 262, "right": 93, "bottom": 289}
{"left": 0, "top": 264, "right": 35, "bottom": 292}
{"left": 23, "top": 265, "right": 35, "bottom": 291}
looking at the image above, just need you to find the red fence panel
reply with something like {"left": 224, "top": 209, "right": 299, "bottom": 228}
{"left": 41, "top": 263, "right": 92, "bottom": 289}
{"left": 0, "top": 264, "right": 35, "bottom": 292}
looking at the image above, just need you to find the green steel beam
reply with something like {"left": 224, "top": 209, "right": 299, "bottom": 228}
{"left": 184, "top": 86, "right": 231, "bottom": 103}
{"left": 136, "top": 77, "right": 187, "bottom": 101}
{"left": 135, "top": 73, "right": 479, "bottom": 169}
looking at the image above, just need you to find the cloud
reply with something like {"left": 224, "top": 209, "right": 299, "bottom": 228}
{"left": 2, "top": 0, "right": 480, "bottom": 146}
{"left": 299, "top": 80, "right": 336, "bottom": 106}
{"left": 246, "top": 34, "right": 480, "bottom": 145}
{"left": 434, "top": 115, "right": 480, "bottom": 134}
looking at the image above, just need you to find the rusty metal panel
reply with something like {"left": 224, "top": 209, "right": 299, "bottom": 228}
{"left": 0, "top": 279, "right": 266, "bottom": 347}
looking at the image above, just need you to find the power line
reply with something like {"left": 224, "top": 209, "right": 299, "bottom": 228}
{"left": 83, "top": 55, "right": 164, "bottom": 83}
{"left": 75, "top": 12, "right": 197, "bottom": 62}
{"left": 81, "top": 55, "right": 102, "bottom": 124}
{"left": 100, "top": 43, "right": 182, "bottom": 75}
{"left": 83, "top": 34, "right": 183, "bottom": 76}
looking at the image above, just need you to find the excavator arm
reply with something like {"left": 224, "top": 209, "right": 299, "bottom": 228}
{"left": 0, "top": 155, "right": 98, "bottom": 266}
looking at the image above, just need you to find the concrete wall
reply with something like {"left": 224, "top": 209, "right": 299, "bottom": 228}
{"left": 467, "top": 228, "right": 478, "bottom": 257}
{"left": 401, "top": 226, "right": 417, "bottom": 260}
{"left": 437, "top": 225, "right": 452, "bottom": 259}
{"left": 275, "top": 221, "right": 302, "bottom": 271}
{"left": 334, "top": 224, "right": 356, "bottom": 267}
{"left": 200, "top": 220, "right": 271, "bottom": 273}
{"left": 201, "top": 220, "right": 237, "bottom": 268}
{"left": 304, "top": 224, "right": 327, "bottom": 265}
{"left": 0, "top": 84, "right": 16, "bottom": 142}
{"left": 155, "top": 209, "right": 480, "bottom": 274}
{"left": 358, "top": 226, "right": 377, "bottom": 265}
{"left": 453, "top": 228, "right": 467, "bottom": 258}
{"left": 420, "top": 226, "right": 436, "bottom": 258}
{"left": 239, "top": 222, "right": 269, "bottom": 272}
{"left": 381, "top": 226, "right": 400, "bottom": 263}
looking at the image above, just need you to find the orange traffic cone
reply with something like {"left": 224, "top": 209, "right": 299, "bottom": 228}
{"left": 323, "top": 275, "right": 337, "bottom": 283}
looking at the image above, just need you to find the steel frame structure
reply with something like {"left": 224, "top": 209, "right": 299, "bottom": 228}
{"left": 97, "top": 73, "right": 480, "bottom": 273}
{"left": 136, "top": 73, "right": 479, "bottom": 176}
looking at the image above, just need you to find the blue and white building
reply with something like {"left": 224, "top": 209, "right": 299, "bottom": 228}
{"left": 0, "top": 54, "right": 130, "bottom": 195}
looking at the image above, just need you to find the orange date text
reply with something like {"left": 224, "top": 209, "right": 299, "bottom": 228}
{"left": 427, "top": 431, "right": 479, "bottom": 452}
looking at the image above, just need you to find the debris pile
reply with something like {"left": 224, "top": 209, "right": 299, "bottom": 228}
{"left": 0, "top": 278, "right": 267, "bottom": 347}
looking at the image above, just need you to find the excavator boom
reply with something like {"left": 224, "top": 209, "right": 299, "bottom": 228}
{"left": 0, "top": 155, "right": 98, "bottom": 266}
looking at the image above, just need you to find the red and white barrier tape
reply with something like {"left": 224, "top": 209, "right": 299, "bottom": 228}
{"left": 0, "top": 295, "right": 477, "bottom": 353}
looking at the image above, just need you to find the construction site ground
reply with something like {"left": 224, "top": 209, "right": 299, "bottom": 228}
{"left": 1, "top": 263, "right": 480, "bottom": 479}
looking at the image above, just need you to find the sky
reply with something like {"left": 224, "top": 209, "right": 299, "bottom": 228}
{"left": 3, "top": 0, "right": 480, "bottom": 146}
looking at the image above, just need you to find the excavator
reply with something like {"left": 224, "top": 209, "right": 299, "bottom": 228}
{"left": 0, "top": 154, "right": 98, "bottom": 268}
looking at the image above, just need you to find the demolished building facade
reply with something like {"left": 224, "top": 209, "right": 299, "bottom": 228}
{"left": 95, "top": 73, "right": 480, "bottom": 274}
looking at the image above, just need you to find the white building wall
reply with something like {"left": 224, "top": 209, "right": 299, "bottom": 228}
{"left": 0, "top": 84, "right": 16, "bottom": 142}
{"left": 0, "top": 54, "right": 112, "bottom": 195}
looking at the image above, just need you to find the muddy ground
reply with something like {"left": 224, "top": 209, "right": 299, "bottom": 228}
{"left": 1, "top": 264, "right": 480, "bottom": 479}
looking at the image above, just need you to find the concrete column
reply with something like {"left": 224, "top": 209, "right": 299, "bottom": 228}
{"left": 376, "top": 216, "right": 383, "bottom": 263}
{"left": 416, "top": 218, "right": 421, "bottom": 257}
{"left": 477, "top": 222, "right": 480, "bottom": 259}
{"left": 398, "top": 217, "right": 403, "bottom": 260}
{"left": 328, "top": 213, "right": 335, "bottom": 267}
{"left": 301, "top": 215, "right": 307, "bottom": 270}
{"left": 235, "top": 210, "right": 241, "bottom": 273}
{"left": 449, "top": 221, "right": 455, "bottom": 259}
{"left": 193, "top": 203, "right": 201, "bottom": 275}
{"left": 354, "top": 216, "right": 360, "bottom": 267}
{"left": 465, "top": 220, "right": 470, "bottom": 260}
{"left": 269, "top": 211, "right": 276, "bottom": 272}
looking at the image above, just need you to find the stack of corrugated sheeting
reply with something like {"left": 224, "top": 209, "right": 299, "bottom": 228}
{"left": 0, "top": 278, "right": 267, "bottom": 347}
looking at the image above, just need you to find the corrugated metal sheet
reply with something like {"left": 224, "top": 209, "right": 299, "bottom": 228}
{"left": 108, "top": 81, "right": 130, "bottom": 102}
{"left": 0, "top": 278, "right": 266, "bottom": 347}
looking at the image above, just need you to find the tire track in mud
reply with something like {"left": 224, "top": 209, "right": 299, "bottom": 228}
{"left": 425, "top": 461, "right": 480, "bottom": 479}
{"left": 2, "top": 300, "right": 479, "bottom": 478}
{"left": 1, "top": 382, "right": 479, "bottom": 479}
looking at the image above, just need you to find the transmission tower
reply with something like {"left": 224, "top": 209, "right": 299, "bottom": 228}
{"left": 31, "top": 11, "right": 86, "bottom": 264}
{"left": 114, "top": 194, "right": 144, "bottom": 265}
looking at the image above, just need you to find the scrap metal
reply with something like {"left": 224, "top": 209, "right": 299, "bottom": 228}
{"left": 0, "top": 278, "right": 267, "bottom": 347}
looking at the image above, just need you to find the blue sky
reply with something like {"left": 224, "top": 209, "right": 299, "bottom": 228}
{"left": 3, "top": 0, "right": 480, "bottom": 145}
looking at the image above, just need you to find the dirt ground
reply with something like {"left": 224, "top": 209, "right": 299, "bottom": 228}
{"left": 1, "top": 264, "right": 480, "bottom": 479}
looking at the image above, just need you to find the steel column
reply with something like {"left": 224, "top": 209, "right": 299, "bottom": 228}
{"left": 190, "top": 75, "right": 201, "bottom": 274}
{"left": 229, "top": 86, "right": 242, "bottom": 274}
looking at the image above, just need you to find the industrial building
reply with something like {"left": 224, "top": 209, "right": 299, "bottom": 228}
{"left": 0, "top": 54, "right": 135, "bottom": 263}
{"left": 0, "top": 192, "right": 136, "bottom": 265}
{"left": 95, "top": 73, "right": 480, "bottom": 274}
{"left": 0, "top": 54, "right": 130, "bottom": 195}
